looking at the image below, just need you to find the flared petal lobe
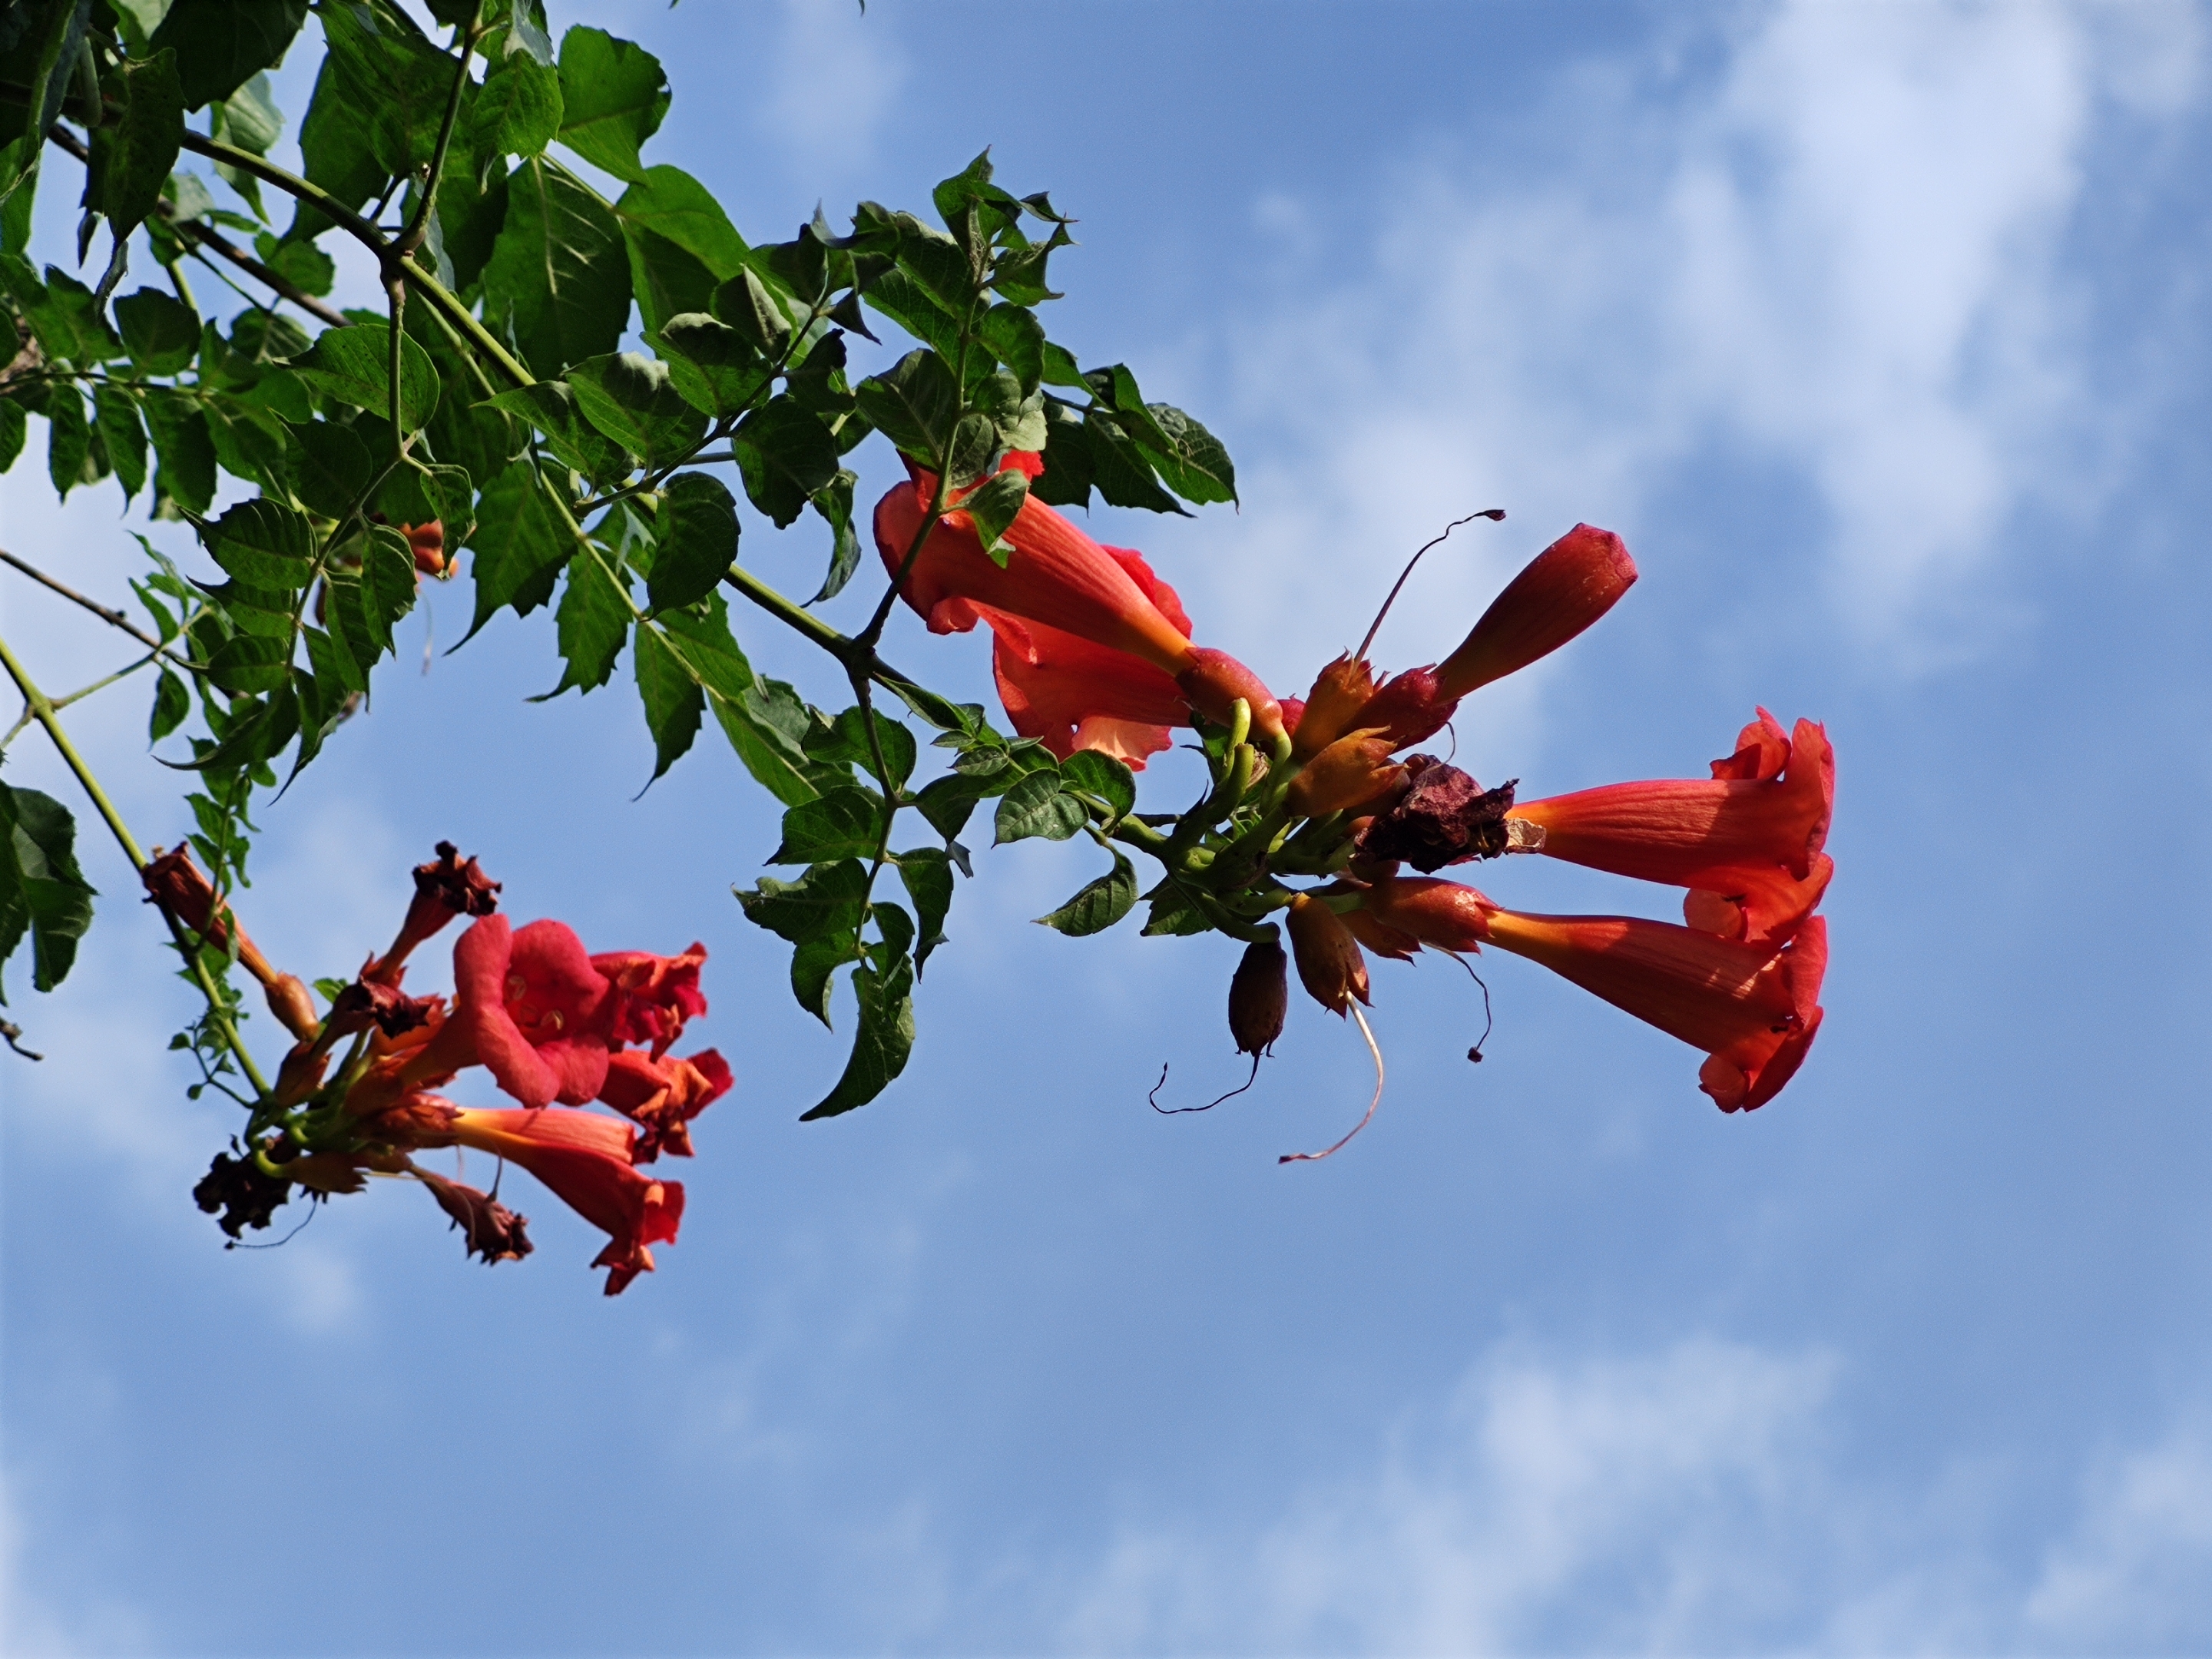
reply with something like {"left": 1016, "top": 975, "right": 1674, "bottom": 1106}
{"left": 1508, "top": 713, "right": 1833, "bottom": 946}
{"left": 1433, "top": 525, "right": 1637, "bottom": 699}
{"left": 594, "top": 942, "right": 709, "bottom": 1056}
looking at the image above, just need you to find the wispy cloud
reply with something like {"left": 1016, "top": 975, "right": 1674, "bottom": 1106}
{"left": 1195, "top": 0, "right": 2204, "bottom": 679}
{"left": 756, "top": 0, "right": 909, "bottom": 191}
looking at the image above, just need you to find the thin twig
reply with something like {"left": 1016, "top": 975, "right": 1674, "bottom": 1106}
{"left": 1, "top": 548, "right": 163, "bottom": 650}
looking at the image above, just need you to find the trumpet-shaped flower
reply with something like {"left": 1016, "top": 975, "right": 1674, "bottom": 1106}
{"left": 874, "top": 458, "right": 1284, "bottom": 740}
{"left": 986, "top": 610, "right": 1190, "bottom": 769}
{"left": 1507, "top": 711, "right": 1833, "bottom": 946}
{"left": 1363, "top": 876, "right": 1824, "bottom": 1111}
{"left": 391, "top": 916, "right": 612, "bottom": 1111}
{"left": 379, "top": 1098, "right": 683, "bottom": 1295}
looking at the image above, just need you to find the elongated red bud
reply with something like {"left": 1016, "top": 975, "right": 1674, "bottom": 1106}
{"left": 1286, "top": 892, "right": 1370, "bottom": 1015}
{"left": 265, "top": 973, "right": 320, "bottom": 1041}
{"left": 1349, "top": 666, "right": 1457, "bottom": 750}
{"left": 1228, "top": 941, "right": 1289, "bottom": 1057}
{"left": 1362, "top": 876, "right": 1495, "bottom": 953}
{"left": 1177, "top": 648, "right": 1285, "bottom": 743}
{"left": 1434, "top": 525, "right": 1637, "bottom": 698}
{"left": 1291, "top": 655, "right": 1379, "bottom": 760}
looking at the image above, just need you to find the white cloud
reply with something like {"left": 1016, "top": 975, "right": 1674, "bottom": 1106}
{"left": 1055, "top": 1339, "right": 1836, "bottom": 1654}
{"left": 1197, "top": 0, "right": 2204, "bottom": 678}
{"left": 2027, "top": 1426, "right": 2212, "bottom": 1650}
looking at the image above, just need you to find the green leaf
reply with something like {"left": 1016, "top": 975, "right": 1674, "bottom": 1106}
{"left": 45, "top": 386, "right": 89, "bottom": 501}
{"left": 94, "top": 386, "right": 147, "bottom": 502}
{"left": 1039, "top": 340, "right": 1086, "bottom": 390}
{"left": 544, "top": 548, "right": 631, "bottom": 695}
{"left": 149, "top": 667, "right": 191, "bottom": 741}
{"left": 2, "top": 0, "right": 91, "bottom": 221}
{"left": 738, "top": 857, "right": 869, "bottom": 945}
{"left": 461, "top": 461, "right": 572, "bottom": 639}
{"left": 555, "top": 26, "right": 668, "bottom": 183}
{"left": 770, "top": 786, "right": 885, "bottom": 866}
{"left": 651, "top": 593, "right": 753, "bottom": 701}
{"left": 653, "top": 313, "right": 770, "bottom": 419}
{"left": 710, "top": 676, "right": 841, "bottom": 809}
{"left": 807, "top": 469, "right": 862, "bottom": 604}
{"left": 207, "top": 497, "right": 313, "bottom": 588}
{"left": 647, "top": 472, "right": 738, "bottom": 613}
{"left": 632, "top": 622, "right": 702, "bottom": 783}
{"left": 316, "top": 0, "right": 452, "bottom": 178}
{"left": 733, "top": 399, "right": 839, "bottom": 528}
{"left": 291, "top": 322, "right": 440, "bottom": 432}
{"left": 944, "top": 412, "right": 997, "bottom": 491}
{"left": 853, "top": 349, "right": 957, "bottom": 464}
{"left": 803, "top": 705, "right": 916, "bottom": 790}
{"left": 800, "top": 949, "right": 915, "bottom": 1119}
{"left": 149, "top": 0, "right": 306, "bottom": 110}
{"left": 484, "top": 380, "right": 629, "bottom": 484}
{"left": 566, "top": 352, "right": 704, "bottom": 467}
{"left": 786, "top": 932, "right": 852, "bottom": 1027}
{"left": 978, "top": 303, "right": 1045, "bottom": 396}
{"left": 102, "top": 48, "right": 186, "bottom": 237}
{"left": 1036, "top": 850, "right": 1136, "bottom": 937}
{"left": 290, "top": 50, "right": 386, "bottom": 238}
{"left": 862, "top": 268, "right": 959, "bottom": 359}
{"left": 484, "top": 157, "right": 632, "bottom": 377}
{"left": 614, "top": 166, "right": 747, "bottom": 281}
{"left": 114, "top": 286, "right": 200, "bottom": 373}
{"left": 329, "top": 525, "right": 416, "bottom": 671}
{"left": 141, "top": 389, "right": 216, "bottom": 513}
{"left": 0, "top": 400, "right": 24, "bottom": 472}
{"left": 417, "top": 462, "right": 475, "bottom": 548}
{"left": 473, "top": 48, "right": 562, "bottom": 161}
{"left": 896, "top": 846, "right": 953, "bottom": 971}
{"left": 712, "top": 267, "right": 793, "bottom": 356}
{"left": 621, "top": 222, "right": 714, "bottom": 338}
{"left": 302, "top": 620, "right": 360, "bottom": 698}
{"left": 962, "top": 468, "right": 1028, "bottom": 565}
{"left": 283, "top": 419, "right": 371, "bottom": 518}
{"left": 0, "top": 783, "right": 98, "bottom": 1002}
{"left": 0, "top": 258, "right": 121, "bottom": 365}
{"left": 1140, "top": 877, "right": 1214, "bottom": 937}
{"left": 1084, "top": 406, "right": 1184, "bottom": 515}
{"left": 1060, "top": 750, "right": 1136, "bottom": 823}
{"left": 206, "top": 632, "right": 293, "bottom": 694}
{"left": 912, "top": 773, "right": 985, "bottom": 843}
{"left": 994, "top": 769, "right": 1087, "bottom": 844}
{"left": 1139, "top": 403, "right": 1238, "bottom": 506}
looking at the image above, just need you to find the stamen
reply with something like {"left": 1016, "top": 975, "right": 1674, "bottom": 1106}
{"left": 505, "top": 973, "right": 527, "bottom": 1002}
{"left": 543, "top": 1010, "right": 564, "bottom": 1033}
{"left": 1148, "top": 1055, "right": 1263, "bottom": 1114}
{"left": 1279, "top": 1005, "right": 1386, "bottom": 1164}
{"left": 1355, "top": 510, "right": 1506, "bottom": 664}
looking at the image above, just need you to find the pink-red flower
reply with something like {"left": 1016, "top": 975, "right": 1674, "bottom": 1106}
{"left": 1507, "top": 710, "right": 1833, "bottom": 947}
{"left": 593, "top": 942, "right": 708, "bottom": 1056}
{"left": 1362, "top": 876, "right": 1826, "bottom": 1111}
{"left": 874, "top": 455, "right": 1285, "bottom": 743}
{"left": 392, "top": 916, "right": 612, "bottom": 1110}
{"left": 595, "top": 1047, "right": 733, "bottom": 1161}
{"left": 987, "top": 603, "right": 1191, "bottom": 770}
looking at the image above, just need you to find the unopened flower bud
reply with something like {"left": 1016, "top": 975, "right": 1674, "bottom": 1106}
{"left": 1291, "top": 655, "right": 1379, "bottom": 760}
{"left": 1286, "top": 730, "right": 1407, "bottom": 819}
{"left": 1286, "top": 892, "right": 1370, "bottom": 1015}
{"left": 1353, "top": 758, "right": 1518, "bottom": 871}
{"left": 273, "top": 1038, "right": 329, "bottom": 1105}
{"left": 1362, "top": 876, "right": 1496, "bottom": 953}
{"left": 1227, "top": 941, "right": 1289, "bottom": 1057}
{"left": 1177, "top": 648, "right": 1286, "bottom": 745}
{"left": 1434, "top": 524, "right": 1637, "bottom": 699}
{"left": 265, "top": 973, "right": 320, "bottom": 1041}
{"left": 142, "top": 846, "right": 276, "bottom": 983}
{"left": 400, "top": 521, "right": 445, "bottom": 576}
{"left": 1349, "top": 666, "right": 1458, "bottom": 750}
{"left": 369, "top": 841, "right": 501, "bottom": 982}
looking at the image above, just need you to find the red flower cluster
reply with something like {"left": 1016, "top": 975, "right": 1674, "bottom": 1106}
{"left": 1289, "top": 528, "right": 1833, "bottom": 1113}
{"left": 174, "top": 840, "right": 731, "bottom": 1294}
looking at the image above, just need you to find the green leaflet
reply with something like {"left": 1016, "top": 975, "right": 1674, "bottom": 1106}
{"left": 0, "top": 783, "right": 98, "bottom": 1002}
{"left": 483, "top": 157, "right": 631, "bottom": 377}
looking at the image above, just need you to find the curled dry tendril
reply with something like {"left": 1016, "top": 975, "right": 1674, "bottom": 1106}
{"left": 1280, "top": 1004, "right": 1386, "bottom": 1164}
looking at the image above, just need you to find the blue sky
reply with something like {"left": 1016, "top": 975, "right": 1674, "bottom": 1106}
{"left": 5, "top": 1, "right": 2211, "bottom": 1651}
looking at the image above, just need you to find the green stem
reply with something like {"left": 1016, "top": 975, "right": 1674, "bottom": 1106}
{"left": 0, "top": 631, "right": 271, "bottom": 1096}
{"left": 397, "top": 4, "right": 482, "bottom": 258}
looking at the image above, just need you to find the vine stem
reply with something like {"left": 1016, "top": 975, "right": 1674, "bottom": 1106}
{"left": 0, "top": 630, "right": 272, "bottom": 1097}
